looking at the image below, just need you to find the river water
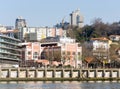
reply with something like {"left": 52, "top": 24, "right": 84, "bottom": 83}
{"left": 0, "top": 81, "right": 120, "bottom": 89}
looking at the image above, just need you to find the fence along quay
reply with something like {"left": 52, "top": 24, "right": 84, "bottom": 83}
{"left": 0, "top": 68, "right": 120, "bottom": 81}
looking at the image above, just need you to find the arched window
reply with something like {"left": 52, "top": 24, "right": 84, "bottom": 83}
{"left": 41, "top": 51, "right": 46, "bottom": 59}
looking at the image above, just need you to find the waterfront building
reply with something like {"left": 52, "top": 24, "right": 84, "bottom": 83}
{"left": 40, "top": 37, "right": 82, "bottom": 68}
{"left": 19, "top": 42, "right": 40, "bottom": 67}
{"left": 19, "top": 37, "right": 82, "bottom": 68}
{"left": 70, "top": 9, "right": 84, "bottom": 28}
{"left": 0, "top": 29, "right": 21, "bottom": 68}
{"left": 59, "top": 37, "right": 82, "bottom": 68}
{"left": 85, "top": 37, "right": 111, "bottom": 63}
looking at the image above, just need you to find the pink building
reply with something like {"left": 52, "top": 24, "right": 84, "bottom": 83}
{"left": 20, "top": 42, "right": 40, "bottom": 67}
{"left": 20, "top": 37, "right": 82, "bottom": 68}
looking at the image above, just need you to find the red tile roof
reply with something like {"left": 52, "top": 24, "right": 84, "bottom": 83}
{"left": 91, "top": 37, "right": 109, "bottom": 41}
{"left": 85, "top": 57, "right": 94, "bottom": 63}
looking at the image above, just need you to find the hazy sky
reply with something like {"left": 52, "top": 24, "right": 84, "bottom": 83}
{"left": 0, "top": 0, "right": 120, "bottom": 27}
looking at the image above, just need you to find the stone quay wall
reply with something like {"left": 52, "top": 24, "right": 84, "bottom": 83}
{"left": 0, "top": 68, "right": 120, "bottom": 81}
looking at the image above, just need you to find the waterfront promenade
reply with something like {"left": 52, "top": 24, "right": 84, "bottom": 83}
{"left": 0, "top": 68, "right": 120, "bottom": 81}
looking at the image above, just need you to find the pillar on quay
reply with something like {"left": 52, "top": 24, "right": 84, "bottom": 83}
{"left": 35, "top": 69, "right": 38, "bottom": 78}
{"left": 110, "top": 70, "right": 112, "bottom": 78}
{"left": 70, "top": 68, "right": 73, "bottom": 78}
{"left": 52, "top": 69, "right": 56, "bottom": 78}
{"left": 78, "top": 69, "right": 81, "bottom": 78}
{"left": 118, "top": 69, "right": 120, "bottom": 78}
{"left": 7, "top": 69, "right": 11, "bottom": 78}
{"left": 26, "top": 69, "right": 29, "bottom": 78}
{"left": 102, "top": 70, "right": 105, "bottom": 78}
{"left": 85, "top": 70, "right": 89, "bottom": 78}
{"left": 17, "top": 68, "right": 20, "bottom": 78}
{"left": 95, "top": 69, "right": 98, "bottom": 78}
{"left": 61, "top": 69, "right": 64, "bottom": 78}
{"left": 44, "top": 68, "right": 47, "bottom": 78}
{"left": 0, "top": 68, "right": 1, "bottom": 78}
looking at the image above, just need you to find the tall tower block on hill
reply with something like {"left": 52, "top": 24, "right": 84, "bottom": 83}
{"left": 70, "top": 9, "right": 84, "bottom": 28}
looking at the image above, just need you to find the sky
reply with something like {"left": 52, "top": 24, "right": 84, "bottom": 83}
{"left": 0, "top": 0, "right": 120, "bottom": 27}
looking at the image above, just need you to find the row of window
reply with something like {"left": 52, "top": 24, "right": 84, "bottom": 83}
{"left": 0, "top": 54, "right": 20, "bottom": 60}
{"left": 28, "top": 51, "right": 39, "bottom": 59}
{"left": 28, "top": 51, "right": 81, "bottom": 59}
{"left": 33, "top": 52, "right": 38, "bottom": 59}
{"left": 0, "top": 37, "right": 18, "bottom": 44}
{"left": 0, "top": 48, "right": 20, "bottom": 55}
{"left": 62, "top": 51, "right": 81, "bottom": 55}
{"left": 0, "top": 43, "right": 17, "bottom": 49}
{"left": 93, "top": 53, "right": 108, "bottom": 56}
{"left": 0, "top": 33, "right": 14, "bottom": 38}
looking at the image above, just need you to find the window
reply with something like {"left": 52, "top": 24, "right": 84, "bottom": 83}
{"left": 78, "top": 52, "right": 80, "bottom": 55}
{"left": 33, "top": 52, "right": 38, "bottom": 59}
{"left": 76, "top": 15, "right": 80, "bottom": 25}
{"left": 41, "top": 51, "right": 46, "bottom": 59}
{"left": 28, "top": 51, "right": 31, "bottom": 55}
{"left": 67, "top": 51, "right": 70, "bottom": 55}
{"left": 78, "top": 43, "right": 81, "bottom": 47}
{"left": 62, "top": 51, "right": 65, "bottom": 55}
{"left": 72, "top": 52, "right": 75, "bottom": 55}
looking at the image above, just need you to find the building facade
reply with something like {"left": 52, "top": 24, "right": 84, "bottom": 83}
{"left": 17, "top": 27, "right": 65, "bottom": 42}
{"left": 0, "top": 32, "right": 21, "bottom": 68}
{"left": 15, "top": 16, "right": 27, "bottom": 29}
{"left": 20, "top": 37, "right": 82, "bottom": 68}
{"left": 85, "top": 37, "right": 111, "bottom": 63}
{"left": 70, "top": 9, "right": 84, "bottom": 28}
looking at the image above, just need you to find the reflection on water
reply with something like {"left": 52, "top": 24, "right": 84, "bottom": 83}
{"left": 0, "top": 81, "right": 120, "bottom": 89}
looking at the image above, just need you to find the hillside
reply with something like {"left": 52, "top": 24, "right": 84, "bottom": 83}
{"left": 67, "top": 18, "right": 120, "bottom": 42}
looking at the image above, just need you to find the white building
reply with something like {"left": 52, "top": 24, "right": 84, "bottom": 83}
{"left": 91, "top": 38, "right": 110, "bottom": 51}
{"left": 17, "top": 27, "right": 65, "bottom": 42}
{"left": 70, "top": 9, "right": 84, "bottom": 28}
{"left": 90, "top": 37, "right": 110, "bottom": 60}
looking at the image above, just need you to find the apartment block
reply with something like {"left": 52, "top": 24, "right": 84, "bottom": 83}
{"left": 17, "top": 27, "right": 65, "bottom": 42}
{"left": 70, "top": 9, "right": 84, "bottom": 28}
{"left": 0, "top": 28, "right": 21, "bottom": 68}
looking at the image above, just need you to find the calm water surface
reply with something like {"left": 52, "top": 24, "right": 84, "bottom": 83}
{"left": 0, "top": 81, "right": 120, "bottom": 89}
